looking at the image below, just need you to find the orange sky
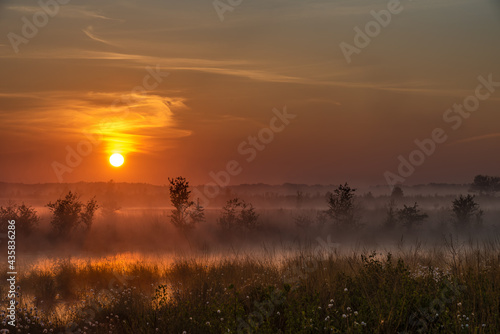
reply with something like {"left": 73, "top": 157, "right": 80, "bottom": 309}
{"left": 1, "top": 0, "right": 500, "bottom": 186}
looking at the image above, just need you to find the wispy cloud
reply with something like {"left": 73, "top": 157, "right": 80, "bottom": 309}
{"left": 82, "top": 26, "right": 118, "bottom": 46}
{"left": 6, "top": 5, "right": 118, "bottom": 21}
{"left": 450, "top": 133, "right": 500, "bottom": 145}
{"left": 0, "top": 91, "right": 191, "bottom": 154}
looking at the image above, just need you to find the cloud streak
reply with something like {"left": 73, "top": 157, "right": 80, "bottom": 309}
{"left": 450, "top": 133, "right": 500, "bottom": 146}
{"left": 0, "top": 90, "right": 191, "bottom": 154}
{"left": 6, "top": 5, "right": 118, "bottom": 20}
{"left": 82, "top": 26, "right": 118, "bottom": 46}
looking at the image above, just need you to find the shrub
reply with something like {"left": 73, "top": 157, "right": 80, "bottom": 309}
{"left": 47, "top": 191, "right": 99, "bottom": 236}
{"left": 168, "top": 177, "right": 205, "bottom": 232}
{"left": 218, "top": 198, "right": 259, "bottom": 231}
{"left": 0, "top": 202, "right": 40, "bottom": 236}
{"left": 384, "top": 200, "right": 397, "bottom": 229}
{"left": 397, "top": 202, "right": 428, "bottom": 229}
{"left": 469, "top": 174, "right": 500, "bottom": 196}
{"left": 391, "top": 185, "right": 404, "bottom": 200}
{"left": 325, "top": 183, "right": 357, "bottom": 228}
{"left": 452, "top": 194, "right": 483, "bottom": 228}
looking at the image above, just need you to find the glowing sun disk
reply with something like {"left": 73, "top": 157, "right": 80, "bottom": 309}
{"left": 109, "top": 153, "right": 124, "bottom": 167}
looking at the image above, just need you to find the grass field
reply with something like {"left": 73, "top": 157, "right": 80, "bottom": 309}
{"left": 2, "top": 237, "right": 500, "bottom": 334}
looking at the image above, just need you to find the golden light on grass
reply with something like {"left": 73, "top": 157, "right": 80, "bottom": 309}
{"left": 109, "top": 153, "right": 125, "bottom": 167}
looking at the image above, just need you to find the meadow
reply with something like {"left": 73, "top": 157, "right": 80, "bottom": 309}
{"left": 1, "top": 181, "right": 500, "bottom": 333}
{"left": 2, "top": 238, "right": 500, "bottom": 333}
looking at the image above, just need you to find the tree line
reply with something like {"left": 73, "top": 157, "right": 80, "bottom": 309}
{"left": 0, "top": 174, "right": 496, "bottom": 238}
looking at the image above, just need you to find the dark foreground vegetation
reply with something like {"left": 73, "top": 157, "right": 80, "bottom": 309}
{"left": 1, "top": 240, "right": 500, "bottom": 333}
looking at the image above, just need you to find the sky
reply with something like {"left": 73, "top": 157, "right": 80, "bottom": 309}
{"left": 0, "top": 0, "right": 499, "bottom": 187}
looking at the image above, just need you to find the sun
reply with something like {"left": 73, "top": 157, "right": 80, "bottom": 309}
{"left": 109, "top": 153, "right": 124, "bottom": 167}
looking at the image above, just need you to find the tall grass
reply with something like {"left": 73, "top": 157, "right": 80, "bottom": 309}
{"left": 2, "top": 239, "right": 500, "bottom": 333}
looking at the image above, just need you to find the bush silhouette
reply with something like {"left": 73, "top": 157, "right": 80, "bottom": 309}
{"left": 384, "top": 200, "right": 397, "bottom": 230}
{"left": 218, "top": 198, "right": 259, "bottom": 231}
{"left": 326, "top": 183, "right": 357, "bottom": 228}
{"left": 396, "top": 202, "right": 427, "bottom": 229}
{"left": 168, "top": 177, "right": 205, "bottom": 233}
{"left": 452, "top": 194, "right": 483, "bottom": 228}
{"left": 47, "top": 191, "right": 98, "bottom": 236}
{"left": 391, "top": 185, "right": 404, "bottom": 200}
{"left": 469, "top": 175, "right": 500, "bottom": 196}
{"left": 0, "top": 202, "right": 40, "bottom": 236}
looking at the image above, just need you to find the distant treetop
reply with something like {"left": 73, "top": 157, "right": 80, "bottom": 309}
{"left": 470, "top": 175, "right": 500, "bottom": 196}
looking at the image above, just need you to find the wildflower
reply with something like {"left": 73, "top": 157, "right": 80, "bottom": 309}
{"left": 342, "top": 314, "right": 347, "bottom": 318}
